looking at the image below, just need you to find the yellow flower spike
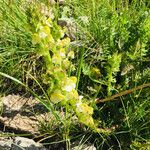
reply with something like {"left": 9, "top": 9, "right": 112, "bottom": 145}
{"left": 29, "top": 4, "right": 104, "bottom": 132}
{"left": 50, "top": 90, "right": 66, "bottom": 103}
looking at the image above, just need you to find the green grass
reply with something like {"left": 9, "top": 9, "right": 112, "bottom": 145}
{"left": 64, "top": 0, "right": 150, "bottom": 149}
{"left": 0, "top": 0, "right": 37, "bottom": 93}
{"left": 0, "top": 0, "right": 150, "bottom": 149}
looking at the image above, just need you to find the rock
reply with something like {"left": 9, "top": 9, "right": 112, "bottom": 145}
{"left": 58, "top": 18, "right": 77, "bottom": 41}
{"left": 2, "top": 94, "right": 39, "bottom": 112}
{"left": 0, "top": 113, "right": 39, "bottom": 134}
{"left": 49, "top": 0, "right": 56, "bottom": 5}
{"left": 58, "top": 0, "right": 65, "bottom": 5}
{"left": 0, "top": 95, "right": 64, "bottom": 136}
{"left": 0, "top": 137, "right": 13, "bottom": 150}
{"left": 71, "top": 142, "right": 96, "bottom": 150}
{"left": 49, "top": 0, "right": 65, "bottom": 6}
{"left": 12, "top": 137, "right": 46, "bottom": 150}
{"left": 0, "top": 95, "right": 50, "bottom": 135}
{"left": 0, "top": 137, "right": 47, "bottom": 150}
{"left": 46, "top": 143, "right": 66, "bottom": 150}
{"left": 58, "top": 19, "right": 68, "bottom": 27}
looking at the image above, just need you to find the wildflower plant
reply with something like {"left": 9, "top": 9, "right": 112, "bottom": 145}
{"left": 27, "top": 2, "right": 106, "bottom": 133}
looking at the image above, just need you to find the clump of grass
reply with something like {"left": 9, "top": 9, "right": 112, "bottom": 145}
{"left": 64, "top": 0, "right": 150, "bottom": 148}
{"left": 0, "top": 1, "right": 54, "bottom": 96}
{"left": 0, "top": 0, "right": 37, "bottom": 94}
{"left": 68, "top": 0, "right": 150, "bottom": 95}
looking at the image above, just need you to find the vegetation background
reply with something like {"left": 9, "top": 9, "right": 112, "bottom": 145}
{"left": 0, "top": 0, "right": 150, "bottom": 149}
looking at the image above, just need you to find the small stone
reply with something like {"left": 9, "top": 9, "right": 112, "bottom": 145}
{"left": 71, "top": 142, "right": 96, "bottom": 150}
{"left": 0, "top": 95, "right": 50, "bottom": 135}
{"left": 58, "top": 18, "right": 77, "bottom": 41}
{"left": 12, "top": 137, "right": 47, "bottom": 150}
{"left": 49, "top": 0, "right": 56, "bottom": 5}
{"left": 2, "top": 94, "right": 38, "bottom": 112}
{"left": 0, "top": 138, "right": 13, "bottom": 150}
{"left": 58, "top": 19, "right": 68, "bottom": 27}
{"left": 58, "top": 0, "right": 65, "bottom": 5}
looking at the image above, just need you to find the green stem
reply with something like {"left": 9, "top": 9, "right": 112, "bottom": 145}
{"left": 76, "top": 48, "right": 84, "bottom": 90}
